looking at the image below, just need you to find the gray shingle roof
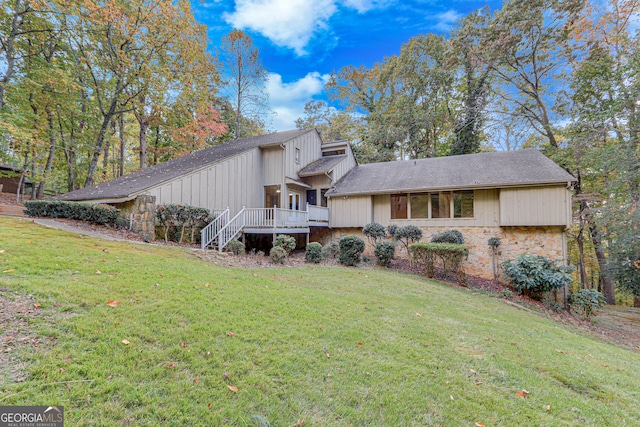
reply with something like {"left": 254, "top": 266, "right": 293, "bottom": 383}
{"left": 327, "top": 149, "right": 575, "bottom": 196}
{"left": 56, "top": 129, "right": 314, "bottom": 201}
{"left": 298, "top": 155, "right": 347, "bottom": 177}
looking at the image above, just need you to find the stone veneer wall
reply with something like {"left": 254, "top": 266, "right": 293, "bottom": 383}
{"left": 115, "top": 195, "right": 156, "bottom": 241}
{"left": 315, "top": 226, "right": 567, "bottom": 281}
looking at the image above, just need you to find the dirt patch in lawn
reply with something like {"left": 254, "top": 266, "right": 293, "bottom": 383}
{"left": 0, "top": 290, "right": 58, "bottom": 386}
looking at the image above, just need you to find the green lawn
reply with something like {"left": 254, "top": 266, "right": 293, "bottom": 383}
{"left": 1, "top": 216, "right": 639, "bottom": 426}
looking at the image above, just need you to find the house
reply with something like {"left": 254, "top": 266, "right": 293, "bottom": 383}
{"left": 56, "top": 129, "right": 576, "bottom": 280}
{"left": 0, "top": 165, "right": 32, "bottom": 195}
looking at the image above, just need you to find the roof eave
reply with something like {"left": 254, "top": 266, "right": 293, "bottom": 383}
{"left": 327, "top": 180, "right": 575, "bottom": 198}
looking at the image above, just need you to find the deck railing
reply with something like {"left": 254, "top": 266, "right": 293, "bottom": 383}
{"left": 201, "top": 206, "right": 328, "bottom": 251}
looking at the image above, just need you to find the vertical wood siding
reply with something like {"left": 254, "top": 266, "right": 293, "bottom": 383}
{"left": 285, "top": 132, "right": 323, "bottom": 178}
{"left": 328, "top": 195, "right": 372, "bottom": 227}
{"left": 499, "top": 186, "right": 570, "bottom": 227}
{"left": 148, "top": 148, "right": 263, "bottom": 213}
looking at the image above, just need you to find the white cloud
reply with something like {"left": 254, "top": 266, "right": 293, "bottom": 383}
{"left": 266, "top": 72, "right": 330, "bottom": 130}
{"left": 223, "top": 0, "right": 389, "bottom": 56}
{"left": 429, "top": 9, "right": 462, "bottom": 32}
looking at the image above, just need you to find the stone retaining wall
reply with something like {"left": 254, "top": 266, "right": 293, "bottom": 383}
{"left": 315, "top": 225, "right": 567, "bottom": 281}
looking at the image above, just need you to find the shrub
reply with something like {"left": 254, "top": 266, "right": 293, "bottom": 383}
{"left": 322, "top": 242, "right": 339, "bottom": 260}
{"left": 374, "top": 241, "right": 395, "bottom": 267}
{"left": 569, "top": 289, "right": 605, "bottom": 321}
{"left": 24, "top": 200, "right": 118, "bottom": 225}
{"left": 409, "top": 242, "right": 469, "bottom": 285}
{"left": 430, "top": 229, "right": 465, "bottom": 245}
{"left": 338, "top": 235, "right": 365, "bottom": 266}
{"left": 391, "top": 225, "right": 423, "bottom": 253}
{"left": 156, "top": 204, "right": 212, "bottom": 243}
{"left": 305, "top": 242, "right": 323, "bottom": 264}
{"left": 274, "top": 234, "right": 296, "bottom": 254}
{"left": 488, "top": 237, "right": 502, "bottom": 249}
{"left": 387, "top": 224, "right": 399, "bottom": 239}
{"left": 269, "top": 246, "right": 287, "bottom": 264}
{"left": 501, "top": 254, "right": 574, "bottom": 299}
{"left": 225, "top": 239, "right": 245, "bottom": 255}
{"left": 362, "top": 222, "right": 387, "bottom": 246}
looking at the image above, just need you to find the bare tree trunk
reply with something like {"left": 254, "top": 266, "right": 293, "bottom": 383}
{"left": 0, "top": 0, "right": 24, "bottom": 111}
{"left": 36, "top": 108, "right": 57, "bottom": 199}
{"left": 119, "top": 114, "right": 125, "bottom": 176}
{"left": 136, "top": 113, "right": 149, "bottom": 169}
{"left": 588, "top": 219, "right": 615, "bottom": 304}
{"left": 576, "top": 226, "right": 587, "bottom": 289}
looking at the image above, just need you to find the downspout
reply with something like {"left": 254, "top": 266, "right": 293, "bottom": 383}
{"left": 280, "top": 143, "right": 286, "bottom": 209}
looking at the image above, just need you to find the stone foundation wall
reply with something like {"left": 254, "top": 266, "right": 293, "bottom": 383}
{"left": 321, "top": 225, "right": 567, "bottom": 281}
{"left": 115, "top": 195, "right": 156, "bottom": 241}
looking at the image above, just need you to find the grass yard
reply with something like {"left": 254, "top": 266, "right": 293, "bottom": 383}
{"left": 1, "top": 216, "right": 639, "bottom": 426}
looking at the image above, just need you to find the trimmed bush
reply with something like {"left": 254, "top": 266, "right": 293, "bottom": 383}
{"left": 374, "top": 241, "right": 395, "bottom": 267}
{"left": 362, "top": 222, "right": 387, "bottom": 246}
{"left": 24, "top": 200, "right": 118, "bottom": 225}
{"left": 488, "top": 237, "right": 502, "bottom": 249}
{"left": 338, "top": 235, "right": 365, "bottom": 266}
{"left": 225, "top": 239, "right": 245, "bottom": 255}
{"left": 156, "top": 204, "right": 212, "bottom": 243}
{"left": 391, "top": 225, "right": 423, "bottom": 253}
{"left": 501, "top": 254, "right": 574, "bottom": 299}
{"left": 569, "top": 289, "right": 605, "bottom": 321}
{"left": 409, "top": 242, "right": 469, "bottom": 285}
{"left": 387, "top": 224, "right": 399, "bottom": 239}
{"left": 305, "top": 242, "right": 323, "bottom": 264}
{"left": 322, "top": 242, "right": 339, "bottom": 260}
{"left": 274, "top": 234, "right": 296, "bottom": 254}
{"left": 430, "top": 229, "right": 464, "bottom": 245}
{"left": 269, "top": 246, "right": 287, "bottom": 264}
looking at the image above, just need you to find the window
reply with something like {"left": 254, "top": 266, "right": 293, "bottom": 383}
{"left": 410, "top": 194, "right": 429, "bottom": 218}
{"left": 454, "top": 191, "right": 474, "bottom": 218}
{"left": 264, "top": 186, "right": 280, "bottom": 208}
{"left": 391, "top": 194, "right": 408, "bottom": 219}
{"left": 307, "top": 189, "right": 317, "bottom": 206}
{"left": 295, "top": 148, "right": 300, "bottom": 163}
{"left": 431, "top": 192, "right": 451, "bottom": 218}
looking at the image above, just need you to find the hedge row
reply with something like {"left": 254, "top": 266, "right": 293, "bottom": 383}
{"left": 156, "top": 204, "right": 213, "bottom": 244}
{"left": 409, "top": 242, "right": 469, "bottom": 285}
{"left": 24, "top": 200, "right": 119, "bottom": 225}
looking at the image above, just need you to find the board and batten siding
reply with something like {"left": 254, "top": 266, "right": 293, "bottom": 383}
{"left": 499, "top": 186, "right": 571, "bottom": 227}
{"left": 148, "top": 148, "right": 263, "bottom": 213}
{"left": 262, "top": 146, "right": 283, "bottom": 186}
{"left": 371, "top": 189, "right": 500, "bottom": 227}
{"left": 284, "top": 132, "right": 323, "bottom": 179}
{"left": 332, "top": 155, "right": 357, "bottom": 183}
{"left": 329, "top": 195, "right": 372, "bottom": 227}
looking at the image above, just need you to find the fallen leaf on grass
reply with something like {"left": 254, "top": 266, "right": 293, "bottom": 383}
{"left": 545, "top": 405, "right": 551, "bottom": 411}
{"left": 167, "top": 364, "right": 176, "bottom": 369}
{"left": 182, "top": 341, "right": 188, "bottom": 348}
{"left": 226, "top": 331, "right": 234, "bottom": 337}
{"left": 450, "top": 395, "right": 454, "bottom": 401}
{"left": 415, "top": 312, "right": 422, "bottom": 317}
{"left": 516, "top": 389, "right": 530, "bottom": 399}
{"left": 3, "top": 269, "right": 14, "bottom": 273}
{"left": 207, "top": 403, "right": 212, "bottom": 409}
{"left": 33, "top": 302, "right": 41, "bottom": 308}
{"left": 227, "top": 385, "right": 238, "bottom": 393}
{"left": 95, "top": 270, "right": 102, "bottom": 275}
{"left": 322, "top": 347, "right": 330, "bottom": 357}
{"left": 475, "top": 381, "right": 483, "bottom": 386}
{"left": 193, "top": 376, "right": 199, "bottom": 383}
{"left": 356, "top": 342, "right": 363, "bottom": 347}
{"left": 107, "top": 272, "right": 122, "bottom": 277}
{"left": 0, "top": 249, "right": 5, "bottom": 253}
{"left": 106, "top": 300, "right": 120, "bottom": 307}
{"left": 122, "top": 339, "right": 131, "bottom": 345}
{"left": 475, "top": 423, "right": 486, "bottom": 427}
{"left": 103, "top": 248, "right": 109, "bottom": 253}
{"left": 205, "top": 282, "right": 210, "bottom": 288}
{"left": 293, "top": 419, "right": 306, "bottom": 426}
{"left": 555, "top": 349, "right": 566, "bottom": 355}
{"left": 158, "top": 274, "right": 164, "bottom": 278}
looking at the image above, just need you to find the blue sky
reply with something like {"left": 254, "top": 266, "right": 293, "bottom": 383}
{"left": 192, "top": 0, "right": 503, "bottom": 131}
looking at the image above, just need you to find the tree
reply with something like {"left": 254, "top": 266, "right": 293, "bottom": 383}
{"left": 295, "top": 100, "right": 363, "bottom": 143}
{"left": 219, "top": 29, "right": 269, "bottom": 139}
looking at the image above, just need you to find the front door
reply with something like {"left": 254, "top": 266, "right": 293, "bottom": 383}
{"left": 289, "top": 191, "right": 301, "bottom": 210}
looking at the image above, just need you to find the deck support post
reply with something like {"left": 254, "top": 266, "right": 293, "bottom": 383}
{"left": 306, "top": 233, "right": 309, "bottom": 246}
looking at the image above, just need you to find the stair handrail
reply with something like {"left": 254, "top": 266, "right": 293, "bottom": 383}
{"left": 216, "top": 207, "right": 246, "bottom": 251}
{"left": 200, "top": 207, "right": 229, "bottom": 250}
